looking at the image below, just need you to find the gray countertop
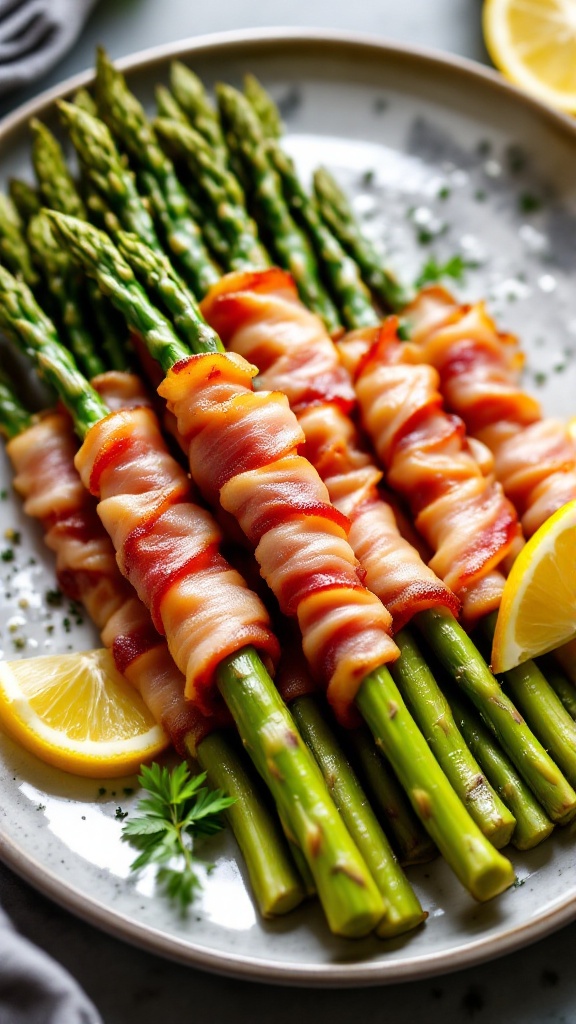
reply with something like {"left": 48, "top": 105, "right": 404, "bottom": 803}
{"left": 2, "top": 2, "right": 576, "bottom": 1022}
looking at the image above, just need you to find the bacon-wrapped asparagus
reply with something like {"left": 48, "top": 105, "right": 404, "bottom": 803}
{"left": 0, "top": 370, "right": 305, "bottom": 918}
{"left": 0, "top": 264, "right": 391, "bottom": 938}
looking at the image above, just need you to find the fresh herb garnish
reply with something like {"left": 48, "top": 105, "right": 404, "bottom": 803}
{"left": 415, "top": 254, "right": 476, "bottom": 289}
{"left": 122, "top": 762, "right": 235, "bottom": 912}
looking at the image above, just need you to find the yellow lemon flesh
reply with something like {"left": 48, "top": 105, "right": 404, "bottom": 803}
{"left": 0, "top": 648, "right": 169, "bottom": 777}
{"left": 492, "top": 500, "right": 576, "bottom": 672}
{"left": 483, "top": 0, "right": 576, "bottom": 112}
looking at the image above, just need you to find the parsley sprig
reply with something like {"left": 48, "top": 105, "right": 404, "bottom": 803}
{"left": 415, "top": 254, "right": 477, "bottom": 290}
{"left": 122, "top": 762, "right": 235, "bottom": 911}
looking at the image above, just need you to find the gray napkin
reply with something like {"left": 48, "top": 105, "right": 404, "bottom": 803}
{"left": 0, "top": 0, "right": 98, "bottom": 95}
{"left": 0, "top": 903, "right": 102, "bottom": 1023}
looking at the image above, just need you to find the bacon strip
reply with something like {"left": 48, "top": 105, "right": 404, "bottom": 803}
{"left": 75, "top": 402, "right": 279, "bottom": 714}
{"left": 6, "top": 375, "right": 230, "bottom": 753}
{"left": 158, "top": 297, "right": 397, "bottom": 724}
{"left": 201, "top": 268, "right": 459, "bottom": 633}
{"left": 406, "top": 287, "right": 576, "bottom": 537}
{"left": 337, "top": 318, "right": 521, "bottom": 621}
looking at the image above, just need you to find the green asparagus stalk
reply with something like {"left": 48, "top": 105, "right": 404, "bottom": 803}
{"left": 94, "top": 49, "right": 220, "bottom": 296}
{"left": 30, "top": 119, "right": 128, "bottom": 372}
{"left": 48, "top": 212, "right": 516, "bottom": 902}
{"left": 480, "top": 613, "right": 576, "bottom": 790}
{"left": 346, "top": 728, "right": 437, "bottom": 865}
{"left": 154, "top": 116, "right": 269, "bottom": 270}
{"left": 155, "top": 83, "right": 189, "bottom": 125}
{"left": 442, "top": 683, "right": 554, "bottom": 850}
{"left": 266, "top": 141, "right": 379, "bottom": 330}
{"left": 0, "top": 370, "right": 32, "bottom": 439}
{"left": 313, "top": 166, "right": 409, "bottom": 312}
{"left": 27, "top": 212, "right": 105, "bottom": 379}
{"left": 57, "top": 100, "right": 160, "bottom": 250}
{"left": 72, "top": 88, "right": 97, "bottom": 116}
{"left": 0, "top": 261, "right": 385, "bottom": 938}
{"left": 244, "top": 73, "right": 283, "bottom": 140}
{"left": 291, "top": 695, "right": 427, "bottom": 936}
{"left": 416, "top": 608, "right": 576, "bottom": 824}
{"left": 170, "top": 61, "right": 228, "bottom": 159}
{"left": 0, "top": 194, "right": 39, "bottom": 288}
{"left": 191, "top": 731, "right": 306, "bottom": 916}
{"left": 391, "top": 629, "right": 516, "bottom": 848}
{"left": 8, "top": 179, "right": 41, "bottom": 225}
{"left": 215, "top": 85, "right": 342, "bottom": 333}
{"left": 537, "top": 656, "right": 576, "bottom": 719}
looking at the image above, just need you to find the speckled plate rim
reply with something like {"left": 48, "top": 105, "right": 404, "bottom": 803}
{"left": 2, "top": 27, "right": 576, "bottom": 987}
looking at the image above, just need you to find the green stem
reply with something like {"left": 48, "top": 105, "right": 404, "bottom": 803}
{"left": 291, "top": 695, "right": 426, "bottom": 937}
{"left": 537, "top": 656, "right": 576, "bottom": 719}
{"left": 244, "top": 73, "right": 283, "bottom": 140}
{"left": 346, "top": 727, "right": 437, "bottom": 865}
{"left": 215, "top": 85, "right": 342, "bottom": 333}
{"left": 481, "top": 614, "right": 576, "bottom": 792}
{"left": 356, "top": 665, "right": 515, "bottom": 901}
{"left": 193, "top": 730, "right": 306, "bottom": 917}
{"left": 392, "top": 629, "right": 516, "bottom": 849}
{"left": 217, "top": 650, "right": 385, "bottom": 937}
{"left": 416, "top": 607, "right": 576, "bottom": 824}
{"left": 444, "top": 684, "right": 554, "bottom": 850}
{"left": 313, "top": 166, "right": 409, "bottom": 312}
{"left": 0, "top": 194, "right": 39, "bottom": 288}
{"left": 170, "top": 61, "right": 228, "bottom": 160}
{"left": 0, "top": 372, "right": 33, "bottom": 440}
{"left": 266, "top": 141, "right": 378, "bottom": 330}
{"left": 94, "top": 49, "right": 220, "bottom": 296}
{"left": 8, "top": 179, "right": 41, "bottom": 225}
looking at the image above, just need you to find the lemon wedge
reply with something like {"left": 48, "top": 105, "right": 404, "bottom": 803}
{"left": 0, "top": 648, "right": 169, "bottom": 777}
{"left": 492, "top": 500, "right": 576, "bottom": 672}
{"left": 483, "top": 0, "right": 576, "bottom": 112}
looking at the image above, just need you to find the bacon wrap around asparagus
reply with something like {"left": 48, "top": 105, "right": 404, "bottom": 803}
{"left": 157, "top": 308, "right": 398, "bottom": 725}
{"left": 201, "top": 268, "right": 459, "bottom": 633}
{"left": 6, "top": 373, "right": 231, "bottom": 752}
{"left": 74, "top": 398, "right": 279, "bottom": 715}
{"left": 405, "top": 286, "right": 576, "bottom": 537}
{"left": 337, "top": 317, "right": 521, "bottom": 622}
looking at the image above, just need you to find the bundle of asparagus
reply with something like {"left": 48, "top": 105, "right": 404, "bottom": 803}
{"left": 0, "top": 48, "right": 574, "bottom": 944}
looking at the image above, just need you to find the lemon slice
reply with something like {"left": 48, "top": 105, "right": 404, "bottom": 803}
{"left": 492, "top": 500, "right": 576, "bottom": 672}
{"left": 483, "top": 0, "right": 576, "bottom": 112}
{"left": 0, "top": 648, "right": 169, "bottom": 777}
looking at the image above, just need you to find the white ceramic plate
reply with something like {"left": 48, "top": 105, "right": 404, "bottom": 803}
{"left": 1, "top": 29, "right": 576, "bottom": 987}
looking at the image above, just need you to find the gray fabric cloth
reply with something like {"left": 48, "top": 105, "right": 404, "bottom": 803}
{"left": 0, "top": 0, "right": 98, "bottom": 95}
{"left": 0, "top": 903, "right": 102, "bottom": 1023}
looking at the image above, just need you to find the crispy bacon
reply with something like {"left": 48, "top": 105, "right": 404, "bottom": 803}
{"left": 159, "top": 289, "right": 398, "bottom": 724}
{"left": 338, "top": 319, "right": 521, "bottom": 619}
{"left": 200, "top": 268, "right": 459, "bottom": 635}
{"left": 406, "top": 287, "right": 576, "bottom": 536}
{"left": 6, "top": 378, "right": 229, "bottom": 752}
{"left": 75, "top": 403, "right": 279, "bottom": 714}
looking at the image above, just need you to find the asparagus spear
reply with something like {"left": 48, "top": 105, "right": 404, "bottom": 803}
{"left": 8, "top": 179, "right": 41, "bottom": 225}
{"left": 417, "top": 608, "right": 576, "bottom": 824}
{"left": 170, "top": 61, "right": 228, "bottom": 160}
{"left": 346, "top": 728, "right": 437, "bottom": 865}
{"left": 31, "top": 119, "right": 128, "bottom": 372}
{"left": 244, "top": 73, "right": 283, "bottom": 140}
{"left": 537, "top": 656, "right": 576, "bottom": 720}
{"left": 57, "top": 100, "right": 160, "bottom": 250}
{"left": 0, "top": 194, "right": 39, "bottom": 288}
{"left": 391, "top": 629, "right": 515, "bottom": 848}
{"left": 313, "top": 166, "right": 409, "bottom": 312}
{"left": 156, "top": 83, "right": 189, "bottom": 125}
{"left": 0, "top": 261, "right": 385, "bottom": 938}
{"left": 480, "top": 613, "right": 576, "bottom": 789}
{"left": 215, "top": 85, "right": 342, "bottom": 334}
{"left": 0, "top": 370, "right": 32, "bottom": 440}
{"left": 49, "top": 212, "right": 516, "bottom": 903}
{"left": 154, "top": 116, "right": 269, "bottom": 270}
{"left": 27, "top": 212, "right": 105, "bottom": 379}
{"left": 443, "top": 683, "right": 554, "bottom": 850}
{"left": 94, "top": 49, "right": 220, "bottom": 297}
